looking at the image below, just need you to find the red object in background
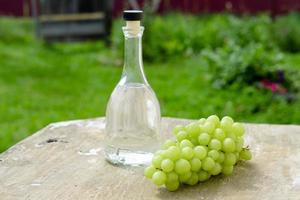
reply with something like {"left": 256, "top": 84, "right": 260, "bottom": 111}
{"left": 1, "top": 0, "right": 300, "bottom": 17}
{"left": 260, "top": 79, "right": 288, "bottom": 94}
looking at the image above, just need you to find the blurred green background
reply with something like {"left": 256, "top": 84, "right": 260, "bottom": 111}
{"left": 1, "top": 13, "right": 300, "bottom": 152}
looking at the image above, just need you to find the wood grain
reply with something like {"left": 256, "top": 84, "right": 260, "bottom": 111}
{"left": 0, "top": 117, "right": 299, "bottom": 200}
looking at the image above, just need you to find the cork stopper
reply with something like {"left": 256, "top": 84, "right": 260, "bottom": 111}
{"left": 123, "top": 10, "right": 143, "bottom": 36}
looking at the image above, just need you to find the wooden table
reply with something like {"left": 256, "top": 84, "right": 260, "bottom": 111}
{"left": 0, "top": 118, "right": 300, "bottom": 200}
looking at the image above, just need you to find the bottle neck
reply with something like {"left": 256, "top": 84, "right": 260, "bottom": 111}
{"left": 120, "top": 27, "right": 148, "bottom": 85}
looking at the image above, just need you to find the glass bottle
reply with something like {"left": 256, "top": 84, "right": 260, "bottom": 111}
{"left": 104, "top": 10, "right": 161, "bottom": 166}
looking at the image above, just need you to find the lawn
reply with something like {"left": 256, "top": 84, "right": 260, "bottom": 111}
{"left": 0, "top": 16, "right": 300, "bottom": 152}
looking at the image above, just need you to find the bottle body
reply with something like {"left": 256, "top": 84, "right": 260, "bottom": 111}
{"left": 105, "top": 82, "right": 161, "bottom": 166}
{"left": 104, "top": 22, "right": 161, "bottom": 166}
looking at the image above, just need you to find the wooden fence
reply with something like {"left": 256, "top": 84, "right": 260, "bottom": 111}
{"left": 1, "top": 0, "right": 300, "bottom": 17}
{"left": 114, "top": 0, "right": 300, "bottom": 16}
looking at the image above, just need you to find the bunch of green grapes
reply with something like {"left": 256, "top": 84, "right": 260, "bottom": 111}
{"left": 144, "top": 115, "right": 252, "bottom": 191}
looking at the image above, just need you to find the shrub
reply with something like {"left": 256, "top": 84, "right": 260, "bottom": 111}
{"left": 201, "top": 42, "right": 299, "bottom": 93}
{"left": 111, "top": 13, "right": 276, "bottom": 62}
{"left": 273, "top": 12, "right": 300, "bottom": 53}
{"left": 110, "top": 12, "right": 299, "bottom": 94}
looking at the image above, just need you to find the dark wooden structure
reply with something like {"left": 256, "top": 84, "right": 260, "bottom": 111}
{"left": 114, "top": 0, "right": 300, "bottom": 16}
{"left": 31, "top": 0, "right": 112, "bottom": 42}
{"left": 1, "top": 0, "right": 300, "bottom": 17}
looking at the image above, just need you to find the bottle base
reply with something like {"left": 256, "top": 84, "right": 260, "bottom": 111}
{"left": 104, "top": 147, "right": 153, "bottom": 167}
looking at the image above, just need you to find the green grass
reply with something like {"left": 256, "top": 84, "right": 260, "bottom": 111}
{"left": 0, "top": 17, "right": 300, "bottom": 152}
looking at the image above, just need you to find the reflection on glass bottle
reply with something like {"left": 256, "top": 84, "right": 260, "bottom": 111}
{"left": 104, "top": 10, "right": 161, "bottom": 166}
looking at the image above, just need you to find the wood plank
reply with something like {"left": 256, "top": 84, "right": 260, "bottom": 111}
{"left": 0, "top": 117, "right": 300, "bottom": 200}
{"left": 39, "top": 12, "right": 105, "bottom": 22}
{"left": 40, "top": 22, "right": 105, "bottom": 37}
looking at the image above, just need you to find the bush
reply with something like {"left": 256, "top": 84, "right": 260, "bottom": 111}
{"left": 273, "top": 12, "right": 300, "bottom": 53}
{"left": 112, "top": 13, "right": 276, "bottom": 62}
{"left": 201, "top": 42, "right": 300, "bottom": 96}
{"left": 201, "top": 43, "right": 281, "bottom": 86}
{"left": 111, "top": 13, "right": 300, "bottom": 93}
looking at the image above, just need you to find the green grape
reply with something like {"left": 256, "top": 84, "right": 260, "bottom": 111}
{"left": 186, "top": 172, "right": 199, "bottom": 186}
{"left": 232, "top": 122, "right": 245, "bottom": 136}
{"left": 162, "top": 139, "right": 176, "bottom": 150}
{"left": 220, "top": 122, "right": 232, "bottom": 133}
{"left": 217, "top": 152, "right": 225, "bottom": 163}
{"left": 152, "top": 155, "right": 164, "bottom": 168}
{"left": 144, "top": 165, "right": 156, "bottom": 179}
{"left": 154, "top": 150, "right": 164, "bottom": 157}
{"left": 202, "top": 157, "right": 215, "bottom": 171}
{"left": 198, "top": 124, "right": 204, "bottom": 133}
{"left": 222, "top": 165, "right": 233, "bottom": 176}
{"left": 177, "top": 130, "right": 188, "bottom": 142}
{"left": 179, "top": 139, "right": 194, "bottom": 149}
{"left": 198, "top": 170, "right": 210, "bottom": 182}
{"left": 181, "top": 147, "right": 194, "bottom": 160}
{"left": 202, "top": 121, "right": 215, "bottom": 134}
{"left": 203, "top": 145, "right": 209, "bottom": 152}
{"left": 190, "top": 137, "right": 199, "bottom": 146}
{"left": 179, "top": 171, "right": 192, "bottom": 182}
{"left": 222, "top": 116, "right": 234, "bottom": 124}
{"left": 194, "top": 146, "right": 207, "bottom": 160}
{"left": 207, "top": 115, "right": 220, "bottom": 127}
{"left": 208, "top": 150, "right": 219, "bottom": 161}
{"left": 240, "top": 149, "right": 252, "bottom": 160}
{"left": 165, "top": 181, "right": 180, "bottom": 191}
{"left": 237, "top": 137, "right": 244, "bottom": 146}
{"left": 222, "top": 138, "right": 236, "bottom": 153}
{"left": 220, "top": 116, "right": 233, "bottom": 132}
{"left": 210, "top": 163, "right": 222, "bottom": 175}
{"left": 226, "top": 132, "right": 237, "bottom": 141}
{"left": 208, "top": 139, "right": 222, "bottom": 150}
{"left": 161, "top": 159, "right": 175, "bottom": 173}
{"left": 173, "top": 125, "right": 184, "bottom": 135}
{"left": 186, "top": 122, "right": 201, "bottom": 138}
{"left": 166, "top": 171, "right": 179, "bottom": 182}
{"left": 198, "top": 133, "right": 211, "bottom": 145}
{"left": 235, "top": 152, "right": 240, "bottom": 160}
{"left": 166, "top": 146, "right": 181, "bottom": 161}
{"left": 213, "top": 128, "right": 226, "bottom": 141}
{"left": 198, "top": 118, "right": 206, "bottom": 125}
{"left": 235, "top": 137, "right": 244, "bottom": 152}
{"left": 144, "top": 115, "right": 252, "bottom": 191}
{"left": 190, "top": 158, "right": 202, "bottom": 172}
{"left": 152, "top": 171, "right": 167, "bottom": 186}
{"left": 160, "top": 150, "right": 168, "bottom": 158}
{"left": 175, "top": 159, "right": 191, "bottom": 175}
{"left": 224, "top": 153, "right": 237, "bottom": 166}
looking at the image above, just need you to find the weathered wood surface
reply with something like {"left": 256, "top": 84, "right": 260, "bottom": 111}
{"left": 0, "top": 117, "right": 300, "bottom": 200}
